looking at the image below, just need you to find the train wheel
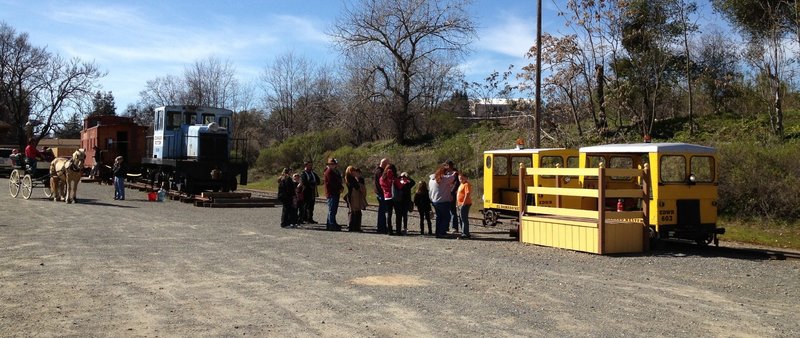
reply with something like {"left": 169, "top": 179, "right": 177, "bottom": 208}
{"left": 9, "top": 170, "right": 21, "bottom": 198}
{"left": 482, "top": 209, "right": 498, "bottom": 227}
{"left": 696, "top": 234, "right": 713, "bottom": 246}
{"left": 21, "top": 175, "right": 33, "bottom": 200}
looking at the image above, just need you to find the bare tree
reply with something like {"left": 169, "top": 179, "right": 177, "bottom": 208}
{"left": 184, "top": 56, "right": 239, "bottom": 109}
{"left": 259, "top": 51, "right": 316, "bottom": 140}
{"left": 330, "top": 0, "right": 476, "bottom": 143}
{"left": 1, "top": 22, "right": 104, "bottom": 148}
{"left": 138, "top": 74, "right": 186, "bottom": 107}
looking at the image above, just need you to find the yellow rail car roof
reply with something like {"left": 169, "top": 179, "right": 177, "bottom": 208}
{"left": 484, "top": 147, "right": 566, "bottom": 155}
{"left": 580, "top": 143, "right": 715, "bottom": 155}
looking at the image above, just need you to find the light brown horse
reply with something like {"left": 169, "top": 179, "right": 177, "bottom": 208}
{"left": 50, "top": 149, "right": 86, "bottom": 203}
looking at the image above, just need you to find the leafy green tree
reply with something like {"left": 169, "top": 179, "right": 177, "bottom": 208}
{"left": 90, "top": 90, "right": 116, "bottom": 116}
{"left": 618, "top": 0, "right": 686, "bottom": 137}
{"left": 712, "top": 0, "right": 796, "bottom": 138}
{"left": 54, "top": 112, "right": 82, "bottom": 138}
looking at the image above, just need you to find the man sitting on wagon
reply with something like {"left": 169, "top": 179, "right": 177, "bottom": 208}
{"left": 24, "top": 138, "right": 42, "bottom": 173}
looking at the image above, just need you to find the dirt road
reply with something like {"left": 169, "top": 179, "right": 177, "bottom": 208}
{"left": 1, "top": 182, "right": 799, "bottom": 336}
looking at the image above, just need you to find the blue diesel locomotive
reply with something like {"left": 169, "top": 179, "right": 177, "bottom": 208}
{"left": 142, "top": 106, "right": 248, "bottom": 194}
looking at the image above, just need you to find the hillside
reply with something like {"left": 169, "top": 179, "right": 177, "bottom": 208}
{"left": 250, "top": 111, "right": 800, "bottom": 249}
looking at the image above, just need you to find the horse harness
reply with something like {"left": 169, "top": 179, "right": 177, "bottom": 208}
{"left": 55, "top": 158, "right": 83, "bottom": 177}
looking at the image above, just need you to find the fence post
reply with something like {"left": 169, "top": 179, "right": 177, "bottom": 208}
{"left": 597, "top": 162, "right": 606, "bottom": 255}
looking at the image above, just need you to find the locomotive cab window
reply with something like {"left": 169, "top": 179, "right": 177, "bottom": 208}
{"left": 219, "top": 117, "right": 230, "bottom": 129}
{"left": 202, "top": 114, "right": 215, "bottom": 124}
{"left": 155, "top": 111, "right": 163, "bottom": 130}
{"left": 660, "top": 155, "right": 686, "bottom": 183}
{"left": 166, "top": 111, "right": 182, "bottom": 130}
{"left": 690, "top": 156, "right": 715, "bottom": 183}
{"left": 184, "top": 112, "right": 196, "bottom": 125}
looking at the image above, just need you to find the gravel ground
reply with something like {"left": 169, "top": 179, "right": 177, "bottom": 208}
{"left": 1, "top": 181, "right": 799, "bottom": 337}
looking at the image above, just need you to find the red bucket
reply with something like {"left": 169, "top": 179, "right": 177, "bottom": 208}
{"left": 147, "top": 191, "right": 157, "bottom": 201}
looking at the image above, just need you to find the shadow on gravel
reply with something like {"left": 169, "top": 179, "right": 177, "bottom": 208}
{"left": 628, "top": 241, "right": 800, "bottom": 261}
{"left": 78, "top": 199, "right": 139, "bottom": 208}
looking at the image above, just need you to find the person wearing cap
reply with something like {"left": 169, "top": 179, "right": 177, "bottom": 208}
{"left": 112, "top": 156, "right": 127, "bottom": 200}
{"left": 277, "top": 168, "right": 297, "bottom": 228}
{"left": 24, "top": 138, "right": 42, "bottom": 172}
{"left": 299, "top": 161, "right": 321, "bottom": 224}
{"left": 373, "top": 158, "right": 390, "bottom": 234}
{"left": 324, "top": 158, "right": 343, "bottom": 230}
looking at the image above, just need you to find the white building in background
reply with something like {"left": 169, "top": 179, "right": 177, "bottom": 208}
{"left": 469, "top": 98, "right": 534, "bottom": 117}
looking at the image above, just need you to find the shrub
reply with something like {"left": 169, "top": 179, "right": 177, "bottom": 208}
{"left": 717, "top": 142, "right": 800, "bottom": 221}
{"left": 255, "top": 129, "right": 350, "bottom": 174}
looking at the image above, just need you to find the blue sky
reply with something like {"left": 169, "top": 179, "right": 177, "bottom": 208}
{"left": 0, "top": 0, "right": 568, "bottom": 110}
{"left": 1, "top": 1, "right": 726, "bottom": 111}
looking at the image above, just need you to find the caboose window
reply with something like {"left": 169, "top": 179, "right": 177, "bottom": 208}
{"left": 690, "top": 156, "right": 715, "bottom": 183}
{"left": 660, "top": 155, "right": 686, "bottom": 183}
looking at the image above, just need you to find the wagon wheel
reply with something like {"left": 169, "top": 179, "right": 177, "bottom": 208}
{"left": 43, "top": 177, "right": 54, "bottom": 198}
{"left": 21, "top": 174, "right": 33, "bottom": 200}
{"left": 9, "top": 170, "right": 21, "bottom": 198}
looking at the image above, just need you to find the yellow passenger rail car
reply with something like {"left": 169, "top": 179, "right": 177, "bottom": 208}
{"left": 481, "top": 147, "right": 579, "bottom": 227}
{"left": 579, "top": 143, "right": 724, "bottom": 245}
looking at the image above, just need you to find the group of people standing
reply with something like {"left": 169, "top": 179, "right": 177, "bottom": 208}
{"left": 277, "top": 157, "right": 473, "bottom": 239}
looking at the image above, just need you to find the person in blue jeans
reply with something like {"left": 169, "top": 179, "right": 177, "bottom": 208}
{"left": 324, "top": 158, "right": 343, "bottom": 230}
{"left": 112, "top": 156, "right": 127, "bottom": 200}
{"left": 428, "top": 164, "right": 456, "bottom": 238}
{"left": 373, "top": 158, "right": 389, "bottom": 233}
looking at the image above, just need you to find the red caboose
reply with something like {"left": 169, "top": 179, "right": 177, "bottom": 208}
{"left": 80, "top": 115, "right": 149, "bottom": 170}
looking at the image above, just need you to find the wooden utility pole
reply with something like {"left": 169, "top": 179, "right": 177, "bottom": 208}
{"left": 534, "top": 0, "right": 542, "bottom": 148}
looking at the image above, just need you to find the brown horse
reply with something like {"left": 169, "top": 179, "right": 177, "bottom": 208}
{"left": 50, "top": 149, "right": 86, "bottom": 203}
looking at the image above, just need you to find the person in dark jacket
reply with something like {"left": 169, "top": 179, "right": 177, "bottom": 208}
{"left": 396, "top": 172, "right": 416, "bottom": 235}
{"left": 277, "top": 168, "right": 297, "bottom": 228}
{"left": 112, "top": 156, "right": 127, "bottom": 200}
{"left": 413, "top": 180, "right": 433, "bottom": 235}
{"left": 299, "top": 161, "right": 321, "bottom": 224}
{"left": 323, "top": 158, "right": 343, "bottom": 230}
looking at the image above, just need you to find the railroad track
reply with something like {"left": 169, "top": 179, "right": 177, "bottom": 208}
{"left": 655, "top": 241, "right": 800, "bottom": 261}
